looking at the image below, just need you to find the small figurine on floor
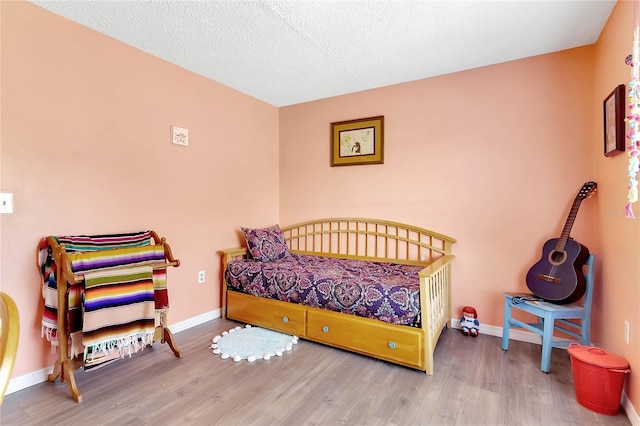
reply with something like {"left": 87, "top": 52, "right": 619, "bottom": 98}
{"left": 460, "top": 306, "right": 479, "bottom": 337}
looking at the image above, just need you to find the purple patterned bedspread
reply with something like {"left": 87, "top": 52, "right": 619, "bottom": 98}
{"left": 224, "top": 254, "right": 423, "bottom": 326}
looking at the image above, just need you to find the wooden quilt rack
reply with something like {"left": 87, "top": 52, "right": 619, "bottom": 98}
{"left": 45, "top": 231, "right": 181, "bottom": 403}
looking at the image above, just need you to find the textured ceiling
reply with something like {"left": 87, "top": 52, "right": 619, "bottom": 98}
{"left": 30, "top": 0, "right": 616, "bottom": 107}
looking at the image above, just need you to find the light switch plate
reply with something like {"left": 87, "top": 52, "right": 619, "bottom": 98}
{"left": 0, "top": 193, "right": 14, "bottom": 214}
{"left": 171, "top": 126, "right": 189, "bottom": 146}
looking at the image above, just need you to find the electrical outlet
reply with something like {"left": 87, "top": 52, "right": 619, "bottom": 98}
{"left": 198, "top": 270, "right": 205, "bottom": 284}
{"left": 624, "top": 321, "right": 630, "bottom": 344}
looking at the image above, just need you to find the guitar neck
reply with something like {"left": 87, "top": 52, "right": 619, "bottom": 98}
{"left": 554, "top": 198, "right": 584, "bottom": 251}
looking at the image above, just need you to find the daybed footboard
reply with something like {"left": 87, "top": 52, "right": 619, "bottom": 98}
{"left": 420, "top": 254, "right": 455, "bottom": 374}
{"left": 218, "top": 218, "right": 456, "bottom": 374}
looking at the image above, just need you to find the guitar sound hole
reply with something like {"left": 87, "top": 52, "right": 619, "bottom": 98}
{"left": 548, "top": 250, "right": 566, "bottom": 265}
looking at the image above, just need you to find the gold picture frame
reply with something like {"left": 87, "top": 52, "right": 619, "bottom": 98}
{"left": 331, "top": 116, "right": 384, "bottom": 166}
{"left": 604, "top": 84, "right": 625, "bottom": 157}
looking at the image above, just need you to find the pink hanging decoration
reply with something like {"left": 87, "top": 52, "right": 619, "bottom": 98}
{"left": 625, "top": 27, "right": 640, "bottom": 219}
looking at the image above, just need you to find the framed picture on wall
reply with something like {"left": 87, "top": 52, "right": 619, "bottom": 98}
{"left": 331, "top": 116, "right": 384, "bottom": 166}
{"left": 604, "top": 84, "right": 625, "bottom": 157}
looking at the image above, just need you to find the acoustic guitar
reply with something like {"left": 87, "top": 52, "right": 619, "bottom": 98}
{"left": 526, "top": 181, "right": 597, "bottom": 304}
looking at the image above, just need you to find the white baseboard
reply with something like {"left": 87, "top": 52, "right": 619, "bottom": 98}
{"left": 169, "top": 308, "right": 221, "bottom": 334}
{"left": 5, "top": 308, "right": 221, "bottom": 396}
{"left": 451, "top": 318, "right": 542, "bottom": 344}
{"left": 5, "top": 365, "right": 55, "bottom": 396}
{"left": 623, "top": 392, "right": 640, "bottom": 426}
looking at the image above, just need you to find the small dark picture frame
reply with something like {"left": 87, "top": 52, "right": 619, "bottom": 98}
{"left": 331, "top": 116, "right": 384, "bottom": 166}
{"left": 603, "top": 84, "right": 625, "bottom": 157}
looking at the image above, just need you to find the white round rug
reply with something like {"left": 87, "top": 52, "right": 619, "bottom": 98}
{"left": 210, "top": 325, "right": 298, "bottom": 362}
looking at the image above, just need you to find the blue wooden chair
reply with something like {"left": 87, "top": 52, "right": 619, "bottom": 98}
{"left": 501, "top": 254, "right": 596, "bottom": 373}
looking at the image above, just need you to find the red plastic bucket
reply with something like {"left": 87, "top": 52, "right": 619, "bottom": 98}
{"left": 567, "top": 343, "right": 630, "bottom": 416}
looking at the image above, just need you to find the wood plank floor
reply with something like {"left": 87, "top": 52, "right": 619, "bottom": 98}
{"left": 1, "top": 318, "right": 631, "bottom": 425}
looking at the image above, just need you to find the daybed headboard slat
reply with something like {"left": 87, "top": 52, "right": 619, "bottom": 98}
{"left": 281, "top": 218, "right": 456, "bottom": 265}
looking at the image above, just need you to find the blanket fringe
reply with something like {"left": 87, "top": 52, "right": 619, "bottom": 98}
{"left": 41, "top": 326, "right": 59, "bottom": 354}
{"left": 70, "top": 331, "right": 83, "bottom": 359}
{"left": 42, "top": 310, "right": 168, "bottom": 357}
{"left": 84, "top": 331, "right": 155, "bottom": 362}
{"left": 155, "top": 308, "right": 168, "bottom": 328}
{"left": 41, "top": 325, "right": 54, "bottom": 342}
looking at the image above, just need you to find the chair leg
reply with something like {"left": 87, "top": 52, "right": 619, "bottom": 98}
{"left": 582, "top": 317, "right": 591, "bottom": 346}
{"left": 540, "top": 313, "right": 554, "bottom": 373}
{"left": 502, "top": 297, "right": 511, "bottom": 350}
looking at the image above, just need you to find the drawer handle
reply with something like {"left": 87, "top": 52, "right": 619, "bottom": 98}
{"left": 322, "top": 326, "right": 329, "bottom": 333}
{"left": 388, "top": 341, "right": 396, "bottom": 349}
{"left": 282, "top": 316, "right": 289, "bottom": 323}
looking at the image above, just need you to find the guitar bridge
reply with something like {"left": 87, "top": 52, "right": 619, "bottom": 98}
{"left": 537, "top": 273, "right": 562, "bottom": 284}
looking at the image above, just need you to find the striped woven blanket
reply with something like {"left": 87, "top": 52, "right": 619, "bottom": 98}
{"left": 38, "top": 231, "right": 169, "bottom": 357}
{"left": 56, "top": 231, "right": 152, "bottom": 252}
{"left": 67, "top": 244, "right": 169, "bottom": 310}
{"left": 83, "top": 265, "right": 156, "bottom": 363}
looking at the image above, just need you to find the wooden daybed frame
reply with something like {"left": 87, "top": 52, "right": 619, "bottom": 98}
{"left": 218, "top": 218, "right": 456, "bottom": 374}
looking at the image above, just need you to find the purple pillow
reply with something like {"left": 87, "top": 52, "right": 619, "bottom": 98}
{"left": 241, "top": 225, "right": 290, "bottom": 262}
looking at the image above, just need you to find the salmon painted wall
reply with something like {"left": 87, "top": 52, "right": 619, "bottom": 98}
{"left": 0, "top": 1, "right": 279, "bottom": 378}
{"left": 280, "top": 48, "right": 596, "bottom": 330}
{"left": 2, "top": 0, "right": 637, "bottom": 418}
{"left": 280, "top": 1, "right": 638, "bottom": 414}
{"left": 593, "top": 0, "right": 639, "bottom": 413}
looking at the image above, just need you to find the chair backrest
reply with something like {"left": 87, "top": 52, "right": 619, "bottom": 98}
{"left": 0, "top": 292, "right": 20, "bottom": 405}
{"left": 582, "top": 254, "right": 596, "bottom": 311}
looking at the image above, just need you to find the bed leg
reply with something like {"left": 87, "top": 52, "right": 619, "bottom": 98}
{"left": 221, "top": 281, "right": 228, "bottom": 320}
{"left": 425, "top": 355, "right": 434, "bottom": 375}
